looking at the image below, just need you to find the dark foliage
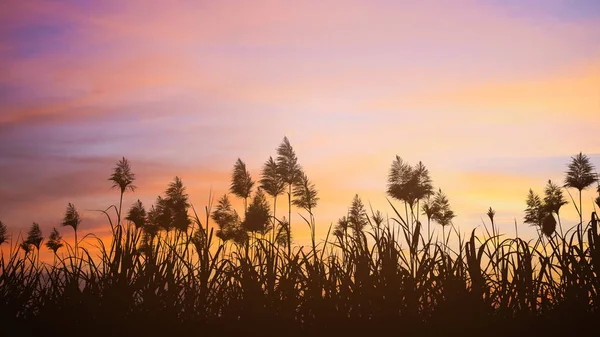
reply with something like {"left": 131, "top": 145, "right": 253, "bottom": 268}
{"left": 1, "top": 151, "right": 600, "bottom": 337}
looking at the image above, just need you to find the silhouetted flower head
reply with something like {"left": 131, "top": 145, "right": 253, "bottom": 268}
{"left": 109, "top": 157, "right": 136, "bottom": 194}
{"left": 348, "top": 194, "right": 367, "bottom": 236}
{"left": 292, "top": 172, "right": 319, "bottom": 213}
{"left": 564, "top": 152, "right": 596, "bottom": 191}
{"left": 46, "top": 227, "right": 63, "bottom": 254}
{"left": 26, "top": 222, "right": 43, "bottom": 250}
{"left": 524, "top": 189, "right": 545, "bottom": 227}
{"left": 260, "top": 156, "right": 285, "bottom": 199}
{"left": 334, "top": 216, "right": 350, "bottom": 239}
{"left": 62, "top": 203, "right": 81, "bottom": 232}
{"left": 232, "top": 227, "right": 249, "bottom": 245}
{"left": 544, "top": 180, "right": 568, "bottom": 215}
{"left": 487, "top": 207, "right": 496, "bottom": 225}
{"left": 242, "top": 188, "right": 272, "bottom": 234}
{"left": 126, "top": 199, "right": 147, "bottom": 229}
{"left": 212, "top": 194, "right": 242, "bottom": 242}
{"left": 387, "top": 157, "right": 434, "bottom": 209}
{"left": 433, "top": 189, "right": 455, "bottom": 227}
{"left": 230, "top": 158, "right": 254, "bottom": 209}
{"left": 276, "top": 136, "right": 303, "bottom": 187}
{"left": 370, "top": 210, "right": 384, "bottom": 228}
{"left": 542, "top": 214, "right": 556, "bottom": 237}
{"left": 422, "top": 197, "right": 439, "bottom": 222}
{"left": 151, "top": 177, "right": 191, "bottom": 232}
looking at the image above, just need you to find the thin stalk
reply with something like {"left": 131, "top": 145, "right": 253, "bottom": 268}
{"left": 288, "top": 184, "right": 292, "bottom": 257}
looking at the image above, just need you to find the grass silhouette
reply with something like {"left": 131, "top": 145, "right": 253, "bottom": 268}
{"left": 1, "top": 141, "right": 599, "bottom": 337}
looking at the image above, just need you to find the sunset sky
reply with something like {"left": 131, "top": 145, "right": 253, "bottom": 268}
{"left": 1, "top": 0, "right": 599, "bottom": 257}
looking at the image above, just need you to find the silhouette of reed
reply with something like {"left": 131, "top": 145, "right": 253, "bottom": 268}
{"left": 1, "top": 143, "right": 599, "bottom": 337}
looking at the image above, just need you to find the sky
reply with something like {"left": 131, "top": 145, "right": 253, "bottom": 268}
{"left": 1, "top": 0, "right": 599, "bottom": 259}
